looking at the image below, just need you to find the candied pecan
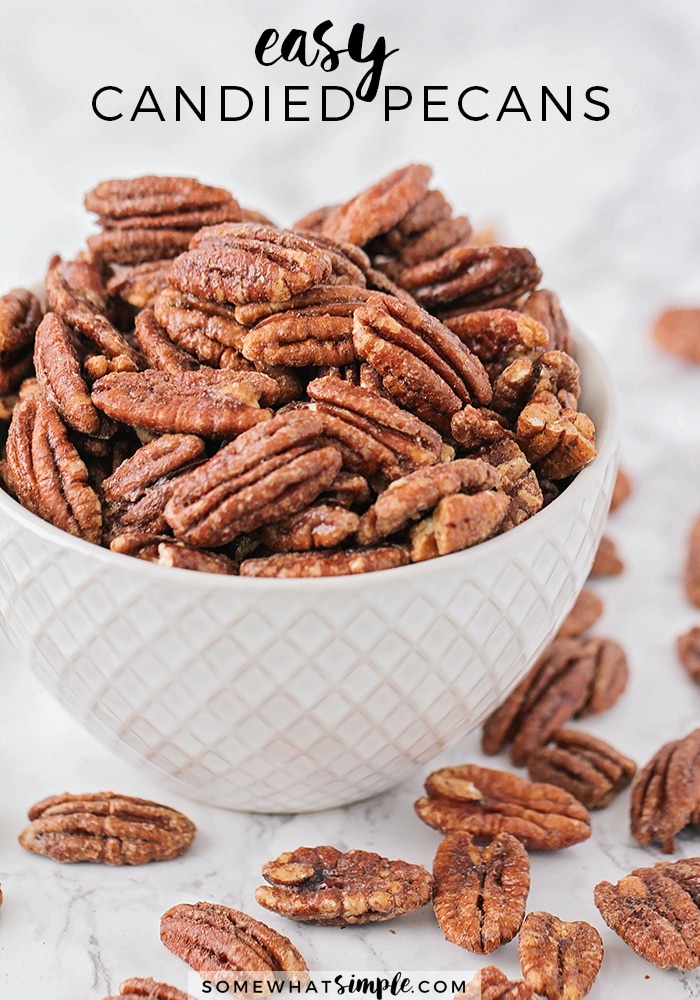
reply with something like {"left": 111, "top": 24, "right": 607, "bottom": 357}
{"left": 609, "top": 465, "right": 632, "bottom": 512}
{"left": 99, "top": 202, "right": 241, "bottom": 232}
{"left": 458, "top": 966, "right": 535, "bottom": 1000}
{"left": 133, "top": 308, "right": 199, "bottom": 372}
{"left": 678, "top": 626, "right": 700, "bottom": 684}
{"left": 155, "top": 287, "right": 248, "bottom": 356}
{"left": 444, "top": 308, "right": 548, "bottom": 367}
{"left": 450, "top": 406, "right": 511, "bottom": 450}
{"left": 575, "top": 636, "right": 629, "bottom": 716}
{"left": 103, "top": 978, "right": 191, "bottom": 1000}
{"left": 519, "top": 288, "right": 572, "bottom": 354}
{"left": 376, "top": 216, "right": 473, "bottom": 278}
{"left": 34, "top": 313, "right": 101, "bottom": 434}
{"left": 0, "top": 348, "right": 34, "bottom": 395}
{"left": 477, "top": 438, "right": 543, "bottom": 531}
{"left": 92, "top": 369, "right": 278, "bottom": 438}
{"left": 293, "top": 231, "right": 370, "bottom": 285}
{"left": 589, "top": 535, "right": 623, "bottom": 577}
{"left": 650, "top": 857, "right": 700, "bottom": 906}
{"left": 685, "top": 515, "right": 700, "bottom": 608}
{"left": 409, "top": 489, "right": 509, "bottom": 561}
{"left": 19, "top": 791, "right": 195, "bottom": 864}
{"left": 400, "top": 245, "right": 542, "bottom": 312}
{"left": 258, "top": 505, "right": 359, "bottom": 552}
{"left": 320, "top": 164, "right": 432, "bottom": 246}
{"left": 306, "top": 374, "right": 443, "bottom": 483}
{"left": 516, "top": 390, "right": 596, "bottom": 480}
{"left": 50, "top": 256, "right": 109, "bottom": 309}
{"left": 255, "top": 845, "right": 432, "bottom": 925}
{"left": 481, "top": 639, "right": 597, "bottom": 765}
{"left": 110, "top": 533, "right": 238, "bottom": 574}
{"left": 292, "top": 203, "right": 339, "bottom": 233}
{"left": 83, "top": 354, "right": 140, "bottom": 382}
{"left": 518, "top": 910, "right": 603, "bottom": 1000}
{"left": 88, "top": 228, "right": 196, "bottom": 266}
{"left": 239, "top": 546, "right": 409, "bottom": 578}
{"left": 630, "top": 728, "right": 700, "bottom": 852}
{"left": 556, "top": 590, "right": 604, "bottom": 638}
{"left": 164, "top": 411, "right": 341, "bottom": 547}
{"left": 393, "top": 188, "right": 453, "bottom": 237}
{"left": 320, "top": 470, "right": 371, "bottom": 508}
{"left": 85, "top": 175, "right": 237, "bottom": 218}
{"left": 6, "top": 397, "right": 102, "bottom": 543}
{"left": 0, "top": 392, "right": 18, "bottom": 421}
{"left": 353, "top": 293, "right": 491, "bottom": 432}
{"left": 528, "top": 729, "right": 636, "bottom": 809}
{"left": 415, "top": 763, "right": 591, "bottom": 851}
{"left": 107, "top": 260, "right": 174, "bottom": 308}
{"left": 357, "top": 459, "right": 499, "bottom": 546}
{"left": 594, "top": 866, "right": 700, "bottom": 970}
{"left": 0, "top": 288, "right": 43, "bottom": 353}
{"left": 45, "top": 262, "right": 141, "bottom": 363}
{"left": 432, "top": 831, "right": 529, "bottom": 953}
{"left": 234, "top": 283, "right": 373, "bottom": 328}
{"left": 652, "top": 307, "right": 700, "bottom": 363}
{"left": 160, "top": 902, "right": 308, "bottom": 973}
{"left": 170, "top": 224, "right": 333, "bottom": 305}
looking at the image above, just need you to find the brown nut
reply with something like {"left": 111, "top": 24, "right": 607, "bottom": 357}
{"left": 556, "top": 590, "right": 604, "bottom": 639}
{"left": 19, "top": 791, "right": 196, "bottom": 865}
{"left": 258, "top": 505, "right": 359, "bottom": 552}
{"left": 519, "top": 288, "right": 572, "bottom": 354}
{"left": 685, "top": 515, "right": 700, "bottom": 608}
{"left": 589, "top": 535, "right": 624, "bottom": 578}
{"left": 518, "top": 910, "right": 604, "bottom": 1000}
{"left": 0, "top": 287, "right": 43, "bottom": 353}
{"left": 255, "top": 845, "right": 433, "bottom": 925}
{"left": 34, "top": 313, "right": 102, "bottom": 435}
{"left": 652, "top": 307, "right": 700, "bottom": 363}
{"left": 457, "top": 966, "right": 535, "bottom": 1000}
{"left": 678, "top": 626, "right": 700, "bottom": 685}
{"left": 516, "top": 390, "right": 596, "bottom": 480}
{"left": 239, "top": 545, "right": 410, "bottom": 578}
{"left": 409, "top": 489, "right": 510, "bottom": 562}
{"left": 432, "top": 832, "right": 530, "bottom": 953}
{"left": 527, "top": 729, "right": 636, "bottom": 809}
{"left": 630, "top": 728, "right": 700, "bottom": 853}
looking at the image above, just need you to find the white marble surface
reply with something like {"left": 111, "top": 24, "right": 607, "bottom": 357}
{"left": 2, "top": 0, "right": 700, "bottom": 996}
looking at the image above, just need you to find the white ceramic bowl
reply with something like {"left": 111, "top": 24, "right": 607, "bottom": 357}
{"left": 0, "top": 332, "right": 618, "bottom": 812}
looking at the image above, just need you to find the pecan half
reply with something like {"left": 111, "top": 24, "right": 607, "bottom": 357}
{"left": 154, "top": 287, "right": 249, "bottom": 361}
{"left": 630, "top": 728, "right": 700, "bottom": 852}
{"left": 432, "top": 831, "right": 529, "bottom": 953}
{"left": 400, "top": 245, "right": 542, "bottom": 313}
{"left": 415, "top": 763, "right": 591, "bottom": 851}
{"left": 133, "top": 308, "right": 199, "bottom": 372}
{"left": 0, "top": 349, "right": 34, "bottom": 395}
{"left": 255, "top": 845, "right": 433, "bottom": 925}
{"left": 481, "top": 639, "right": 597, "bottom": 765}
{"left": 594, "top": 865, "right": 700, "bottom": 970}
{"left": 103, "top": 978, "right": 191, "bottom": 1000}
{"left": 110, "top": 533, "right": 238, "bottom": 574}
{"left": 88, "top": 229, "right": 196, "bottom": 266}
{"left": 685, "top": 515, "right": 700, "bottom": 608}
{"left": 320, "top": 164, "right": 432, "bottom": 246}
{"left": 477, "top": 437, "right": 543, "bottom": 531}
{"left": 650, "top": 857, "right": 700, "bottom": 906}
{"left": 234, "top": 282, "right": 373, "bottom": 328}
{"left": 6, "top": 397, "right": 102, "bottom": 544}
{"left": 306, "top": 374, "right": 443, "bottom": 483}
{"left": 19, "top": 791, "right": 195, "bottom": 864}
{"left": 589, "top": 535, "right": 624, "bottom": 577}
{"left": 352, "top": 293, "right": 491, "bottom": 432}
{"left": 556, "top": 590, "right": 604, "bottom": 639}
{"left": 409, "top": 489, "right": 510, "bottom": 561}
{"left": 492, "top": 351, "right": 581, "bottom": 418}
{"left": 258, "top": 505, "right": 359, "bottom": 552}
{"left": 575, "top": 636, "right": 629, "bottom": 716}
{"left": 164, "top": 411, "right": 341, "bottom": 547}
{"left": 160, "top": 901, "right": 308, "bottom": 972}
{"left": 678, "top": 626, "right": 700, "bottom": 685}
{"left": 516, "top": 391, "right": 596, "bottom": 480}
{"left": 519, "top": 289, "right": 572, "bottom": 354}
{"left": 293, "top": 231, "right": 370, "bottom": 285}
{"left": 457, "top": 966, "right": 535, "bottom": 1000}
{"left": 528, "top": 729, "right": 636, "bottom": 809}
{"left": 85, "top": 175, "right": 237, "bottom": 218}
{"left": 357, "top": 459, "right": 499, "bottom": 546}
{"left": 518, "top": 910, "right": 603, "bottom": 1000}
{"left": 0, "top": 288, "right": 43, "bottom": 353}
{"left": 652, "top": 307, "right": 700, "bottom": 363}
{"left": 169, "top": 224, "right": 333, "bottom": 305}
{"left": 239, "top": 546, "right": 409, "bottom": 578}
{"left": 450, "top": 405, "right": 511, "bottom": 451}
{"left": 444, "top": 308, "right": 549, "bottom": 368}
{"left": 34, "top": 313, "right": 101, "bottom": 434}
{"left": 92, "top": 369, "right": 277, "bottom": 438}
{"left": 107, "top": 260, "right": 174, "bottom": 308}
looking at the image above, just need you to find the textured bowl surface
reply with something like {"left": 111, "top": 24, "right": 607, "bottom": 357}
{"left": 0, "top": 332, "right": 617, "bottom": 812}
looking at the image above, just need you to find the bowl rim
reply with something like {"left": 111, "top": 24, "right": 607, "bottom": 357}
{"left": 0, "top": 329, "right": 618, "bottom": 593}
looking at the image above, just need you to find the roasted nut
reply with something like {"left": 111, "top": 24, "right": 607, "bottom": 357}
{"left": 518, "top": 910, "right": 603, "bottom": 1000}
{"left": 527, "top": 729, "right": 636, "bottom": 809}
{"left": 258, "top": 505, "right": 359, "bottom": 552}
{"left": 409, "top": 490, "right": 509, "bottom": 561}
{"left": 239, "top": 546, "right": 409, "bottom": 578}
{"left": 457, "top": 966, "right": 535, "bottom": 1000}
{"left": 92, "top": 369, "right": 278, "bottom": 438}
{"left": 164, "top": 411, "right": 341, "bottom": 547}
{"left": 103, "top": 978, "right": 192, "bottom": 1000}
{"left": 160, "top": 901, "right": 308, "bottom": 973}
{"left": 556, "top": 590, "right": 604, "bottom": 639}
{"left": 650, "top": 856, "right": 700, "bottom": 906}
{"left": 415, "top": 763, "right": 591, "bottom": 851}
{"left": 352, "top": 293, "right": 491, "bottom": 433}
{"left": 0, "top": 287, "right": 43, "bottom": 353}
{"left": 432, "top": 832, "right": 529, "bottom": 953}
{"left": 6, "top": 397, "right": 102, "bottom": 544}
{"left": 630, "top": 728, "right": 700, "bottom": 852}
{"left": 519, "top": 288, "right": 572, "bottom": 354}
{"left": 169, "top": 224, "right": 333, "bottom": 305}
{"left": 133, "top": 308, "right": 200, "bottom": 372}
{"left": 574, "top": 636, "right": 629, "bottom": 716}
{"left": 589, "top": 535, "right": 624, "bottom": 577}
{"left": 107, "top": 260, "right": 174, "bottom": 308}
{"left": 19, "top": 791, "right": 195, "bottom": 864}
{"left": 34, "top": 313, "right": 101, "bottom": 435}
{"left": 516, "top": 391, "right": 596, "bottom": 480}
{"left": 609, "top": 466, "right": 632, "bottom": 511}
{"left": 444, "top": 308, "right": 549, "bottom": 367}
{"left": 153, "top": 287, "right": 249, "bottom": 367}
{"left": 450, "top": 405, "right": 511, "bottom": 451}
{"left": 685, "top": 515, "right": 700, "bottom": 608}
{"left": 320, "top": 163, "right": 432, "bottom": 246}
{"left": 652, "top": 307, "right": 700, "bottom": 363}
{"left": 678, "top": 626, "right": 700, "bottom": 685}
{"left": 255, "top": 845, "right": 433, "bottom": 925}
{"left": 85, "top": 175, "right": 238, "bottom": 219}
{"left": 110, "top": 533, "right": 238, "bottom": 574}
{"left": 477, "top": 437, "right": 543, "bottom": 531}
{"left": 594, "top": 864, "right": 700, "bottom": 970}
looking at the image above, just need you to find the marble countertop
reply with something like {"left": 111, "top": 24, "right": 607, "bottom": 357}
{"left": 2, "top": 1, "right": 700, "bottom": 996}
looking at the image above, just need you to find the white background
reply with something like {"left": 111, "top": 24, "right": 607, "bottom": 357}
{"left": 2, "top": 2, "right": 700, "bottom": 997}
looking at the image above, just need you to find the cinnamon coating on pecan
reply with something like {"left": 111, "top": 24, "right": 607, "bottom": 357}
{"left": 518, "top": 911, "right": 603, "bottom": 1000}
{"left": 0, "top": 349, "right": 35, "bottom": 396}
{"left": 133, "top": 308, "right": 199, "bottom": 372}
{"left": 258, "top": 505, "right": 359, "bottom": 552}
{"left": 589, "top": 535, "right": 624, "bottom": 577}
{"left": 110, "top": 533, "right": 238, "bottom": 574}
{"left": 528, "top": 729, "right": 636, "bottom": 809}
{"left": 88, "top": 228, "right": 196, "bottom": 266}
{"left": 321, "top": 163, "right": 432, "bottom": 246}
{"left": 107, "top": 260, "right": 174, "bottom": 308}
{"left": 239, "top": 546, "right": 409, "bottom": 578}
{"left": 34, "top": 313, "right": 102, "bottom": 435}
{"left": 556, "top": 589, "right": 604, "bottom": 639}
{"left": 85, "top": 175, "right": 237, "bottom": 218}
{"left": 516, "top": 390, "right": 596, "bottom": 480}
{"left": 652, "top": 307, "right": 700, "bottom": 363}
{"left": 630, "top": 728, "right": 700, "bottom": 852}
{"left": 477, "top": 437, "right": 543, "bottom": 531}
{"left": 103, "top": 978, "right": 191, "bottom": 1000}
{"left": 519, "top": 288, "right": 572, "bottom": 354}
{"left": 0, "top": 287, "right": 43, "bottom": 353}
{"left": 678, "top": 626, "right": 700, "bottom": 685}
{"left": 444, "top": 308, "right": 549, "bottom": 367}
{"left": 458, "top": 966, "right": 535, "bottom": 1000}
{"left": 255, "top": 845, "right": 433, "bottom": 925}
{"left": 409, "top": 489, "right": 510, "bottom": 561}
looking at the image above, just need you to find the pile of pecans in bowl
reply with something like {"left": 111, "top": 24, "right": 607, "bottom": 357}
{"left": 0, "top": 165, "right": 596, "bottom": 576}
